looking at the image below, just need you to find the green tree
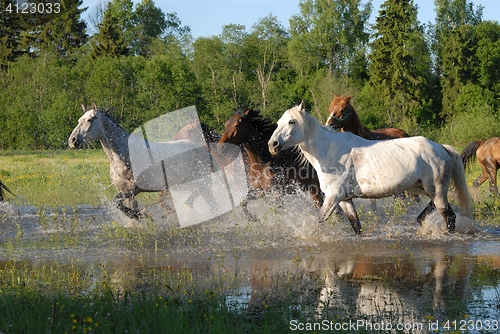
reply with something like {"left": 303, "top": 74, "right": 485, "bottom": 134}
{"left": 367, "top": 0, "right": 432, "bottom": 127}
{"left": 247, "top": 15, "right": 290, "bottom": 112}
{"left": 0, "top": 0, "right": 24, "bottom": 69}
{"left": 133, "top": 0, "right": 167, "bottom": 56}
{"left": 37, "top": 0, "right": 88, "bottom": 59}
{"left": 432, "top": 0, "right": 483, "bottom": 119}
{"left": 474, "top": 21, "right": 500, "bottom": 96}
{"left": 192, "top": 31, "right": 249, "bottom": 127}
{"left": 288, "top": 0, "right": 372, "bottom": 77}
{"left": 108, "top": 0, "right": 135, "bottom": 47}
{"left": 90, "top": 3, "right": 129, "bottom": 58}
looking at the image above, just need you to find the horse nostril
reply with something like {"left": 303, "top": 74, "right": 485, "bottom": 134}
{"left": 272, "top": 140, "right": 278, "bottom": 148}
{"left": 217, "top": 143, "right": 226, "bottom": 155}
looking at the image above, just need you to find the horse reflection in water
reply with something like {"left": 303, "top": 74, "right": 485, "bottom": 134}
{"left": 68, "top": 103, "right": 226, "bottom": 220}
{"left": 315, "top": 251, "right": 474, "bottom": 322}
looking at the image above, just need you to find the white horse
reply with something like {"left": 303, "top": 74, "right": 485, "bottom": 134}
{"left": 68, "top": 103, "right": 219, "bottom": 219}
{"left": 268, "top": 102, "right": 473, "bottom": 235}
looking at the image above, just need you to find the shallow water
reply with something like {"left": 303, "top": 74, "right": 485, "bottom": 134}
{"left": 1, "top": 194, "right": 500, "bottom": 330}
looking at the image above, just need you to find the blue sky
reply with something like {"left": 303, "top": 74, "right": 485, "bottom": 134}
{"left": 81, "top": 0, "right": 499, "bottom": 38}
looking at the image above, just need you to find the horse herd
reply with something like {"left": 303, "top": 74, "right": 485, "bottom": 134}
{"left": 6, "top": 95, "right": 497, "bottom": 236}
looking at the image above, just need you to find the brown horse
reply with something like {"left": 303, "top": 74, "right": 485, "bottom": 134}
{"left": 325, "top": 95, "right": 409, "bottom": 139}
{"left": 217, "top": 108, "right": 323, "bottom": 208}
{"left": 461, "top": 137, "right": 500, "bottom": 196}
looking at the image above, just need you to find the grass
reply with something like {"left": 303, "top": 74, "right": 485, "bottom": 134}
{"left": 0, "top": 149, "right": 114, "bottom": 207}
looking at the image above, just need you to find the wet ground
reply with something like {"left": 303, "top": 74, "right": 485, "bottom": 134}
{"left": 1, "top": 194, "right": 500, "bottom": 330}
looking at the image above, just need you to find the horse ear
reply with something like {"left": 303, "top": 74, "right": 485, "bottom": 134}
{"left": 345, "top": 95, "right": 352, "bottom": 103}
{"left": 91, "top": 102, "right": 97, "bottom": 111}
{"left": 81, "top": 104, "right": 86, "bottom": 113}
{"left": 298, "top": 100, "right": 306, "bottom": 113}
{"left": 244, "top": 108, "right": 252, "bottom": 116}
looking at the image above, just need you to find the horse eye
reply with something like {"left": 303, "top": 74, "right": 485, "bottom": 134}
{"left": 289, "top": 119, "right": 296, "bottom": 124}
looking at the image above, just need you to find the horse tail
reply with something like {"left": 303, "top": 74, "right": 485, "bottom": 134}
{"left": 0, "top": 180, "right": 16, "bottom": 201}
{"left": 460, "top": 140, "right": 483, "bottom": 169}
{"left": 443, "top": 145, "right": 474, "bottom": 219}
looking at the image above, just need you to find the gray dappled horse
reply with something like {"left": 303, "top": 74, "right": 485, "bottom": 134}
{"left": 68, "top": 103, "right": 222, "bottom": 219}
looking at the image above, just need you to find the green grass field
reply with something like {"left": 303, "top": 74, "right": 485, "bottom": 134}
{"left": 1, "top": 149, "right": 114, "bottom": 207}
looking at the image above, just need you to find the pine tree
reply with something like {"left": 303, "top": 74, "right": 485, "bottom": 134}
{"left": 368, "top": 0, "right": 432, "bottom": 125}
{"left": 90, "top": 4, "right": 129, "bottom": 59}
{"left": 0, "top": 0, "right": 24, "bottom": 69}
{"left": 37, "top": 0, "right": 88, "bottom": 58}
{"left": 432, "top": 0, "right": 483, "bottom": 119}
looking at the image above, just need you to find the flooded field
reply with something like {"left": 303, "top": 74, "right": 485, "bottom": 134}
{"left": 1, "top": 192, "right": 500, "bottom": 332}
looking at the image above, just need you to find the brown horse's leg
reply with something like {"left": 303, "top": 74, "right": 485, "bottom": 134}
{"left": 308, "top": 185, "right": 324, "bottom": 208}
{"left": 416, "top": 201, "right": 436, "bottom": 226}
{"left": 484, "top": 161, "right": 499, "bottom": 196}
{"left": 473, "top": 165, "right": 489, "bottom": 188}
{"left": 438, "top": 204, "right": 456, "bottom": 233}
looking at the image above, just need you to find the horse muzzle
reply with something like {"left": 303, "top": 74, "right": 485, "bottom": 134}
{"left": 68, "top": 134, "right": 82, "bottom": 149}
{"left": 268, "top": 139, "right": 282, "bottom": 155}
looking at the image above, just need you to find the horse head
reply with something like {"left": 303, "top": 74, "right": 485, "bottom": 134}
{"left": 268, "top": 101, "right": 308, "bottom": 155}
{"left": 325, "top": 95, "right": 352, "bottom": 129}
{"left": 217, "top": 108, "right": 255, "bottom": 155}
{"left": 68, "top": 102, "right": 103, "bottom": 149}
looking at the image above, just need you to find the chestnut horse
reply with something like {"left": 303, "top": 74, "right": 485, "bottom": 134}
{"left": 217, "top": 108, "right": 323, "bottom": 208}
{"left": 325, "top": 95, "right": 409, "bottom": 139}
{"left": 461, "top": 137, "right": 500, "bottom": 196}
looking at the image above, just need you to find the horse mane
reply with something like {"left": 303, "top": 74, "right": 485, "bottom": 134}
{"left": 233, "top": 107, "right": 275, "bottom": 138}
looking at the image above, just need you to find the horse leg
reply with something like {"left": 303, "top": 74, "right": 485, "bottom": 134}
{"left": 438, "top": 204, "right": 456, "bottom": 233}
{"left": 338, "top": 199, "right": 361, "bottom": 235}
{"left": 432, "top": 193, "right": 457, "bottom": 233}
{"left": 318, "top": 196, "right": 338, "bottom": 224}
{"left": 241, "top": 196, "right": 258, "bottom": 221}
{"left": 416, "top": 201, "right": 436, "bottom": 226}
{"left": 473, "top": 166, "right": 489, "bottom": 188}
{"left": 308, "top": 185, "right": 324, "bottom": 209}
{"left": 484, "top": 162, "right": 499, "bottom": 196}
{"left": 319, "top": 195, "right": 357, "bottom": 231}
{"left": 114, "top": 192, "right": 142, "bottom": 219}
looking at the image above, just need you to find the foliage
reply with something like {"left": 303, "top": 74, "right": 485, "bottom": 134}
{"left": 0, "top": 0, "right": 500, "bottom": 149}
{"left": 446, "top": 83, "right": 500, "bottom": 144}
{"left": 368, "top": 0, "right": 433, "bottom": 127}
{"left": 288, "top": 0, "right": 372, "bottom": 77}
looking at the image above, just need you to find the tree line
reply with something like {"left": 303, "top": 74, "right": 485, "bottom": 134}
{"left": 0, "top": 0, "right": 499, "bottom": 150}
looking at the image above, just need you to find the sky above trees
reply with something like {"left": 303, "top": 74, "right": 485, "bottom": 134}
{"left": 81, "top": 0, "right": 500, "bottom": 38}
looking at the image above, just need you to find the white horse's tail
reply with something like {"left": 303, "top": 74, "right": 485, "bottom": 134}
{"left": 443, "top": 144, "right": 474, "bottom": 218}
